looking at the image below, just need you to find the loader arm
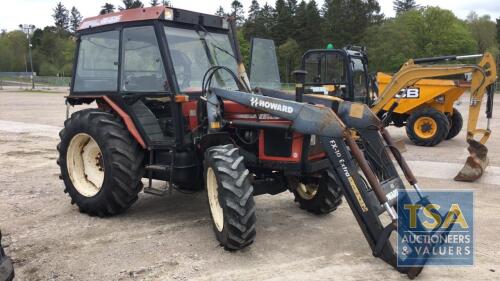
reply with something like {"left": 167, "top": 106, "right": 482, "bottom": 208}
{"left": 207, "top": 87, "right": 460, "bottom": 278}
{"left": 371, "top": 53, "right": 497, "bottom": 145}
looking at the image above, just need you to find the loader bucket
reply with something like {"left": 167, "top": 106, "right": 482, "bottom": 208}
{"left": 454, "top": 139, "right": 489, "bottom": 182}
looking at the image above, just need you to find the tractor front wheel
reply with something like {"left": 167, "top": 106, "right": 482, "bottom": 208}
{"left": 289, "top": 170, "right": 343, "bottom": 215}
{"left": 57, "top": 109, "right": 145, "bottom": 217}
{"left": 406, "top": 107, "right": 450, "bottom": 146}
{"left": 204, "top": 144, "right": 256, "bottom": 250}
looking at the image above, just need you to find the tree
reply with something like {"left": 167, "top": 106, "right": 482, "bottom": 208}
{"left": 32, "top": 27, "right": 75, "bottom": 76}
{"left": 100, "top": 3, "right": 115, "bottom": 15}
{"left": 52, "top": 2, "right": 69, "bottom": 32}
{"left": 248, "top": 0, "right": 260, "bottom": 21}
{"left": 259, "top": 3, "right": 276, "bottom": 37}
{"left": 322, "top": 0, "right": 383, "bottom": 47}
{"left": 363, "top": 7, "right": 477, "bottom": 72}
{"left": 242, "top": 1, "right": 261, "bottom": 38}
{"left": 293, "top": 0, "right": 322, "bottom": 51}
{"left": 119, "top": 0, "right": 144, "bottom": 10}
{"left": 467, "top": 13, "right": 498, "bottom": 54}
{"left": 277, "top": 38, "right": 301, "bottom": 82}
{"left": 272, "top": 0, "right": 295, "bottom": 45}
{"left": 496, "top": 17, "right": 500, "bottom": 45}
{"left": 393, "top": 0, "right": 419, "bottom": 14}
{"left": 0, "top": 31, "right": 28, "bottom": 72}
{"left": 70, "top": 7, "right": 82, "bottom": 34}
{"left": 242, "top": 2, "right": 275, "bottom": 40}
{"left": 151, "top": 0, "right": 171, "bottom": 6}
{"left": 215, "top": 6, "right": 226, "bottom": 17}
{"left": 230, "top": 0, "right": 245, "bottom": 25}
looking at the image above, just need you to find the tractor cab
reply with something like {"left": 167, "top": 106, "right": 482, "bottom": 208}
{"left": 71, "top": 6, "right": 240, "bottom": 98}
{"left": 70, "top": 6, "right": 245, "bottom": 151}
{"left": 301, "top": 46, "right": 371, "bottom": 104}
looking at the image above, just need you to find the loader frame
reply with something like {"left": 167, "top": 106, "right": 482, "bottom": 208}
{"left": 60, "top": 6, "right": 458, "bottom": 278}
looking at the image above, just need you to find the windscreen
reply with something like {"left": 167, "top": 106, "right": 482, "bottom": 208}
{"left": 249, "top": 38, "right": 281, "bottom": 89}
{"left": 164, "top": 26, "right": 238, "bottom": 92}
{"left": 304, "top": 52, "right": 347, "bottom": 85}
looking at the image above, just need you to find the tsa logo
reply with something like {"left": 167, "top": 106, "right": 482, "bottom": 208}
{"left": 397, "top": 190, "right": 474, "bottom": 266}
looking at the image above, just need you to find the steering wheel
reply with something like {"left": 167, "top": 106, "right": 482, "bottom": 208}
{"left": 170, "top": 50, "right": 192, "bottom": 90}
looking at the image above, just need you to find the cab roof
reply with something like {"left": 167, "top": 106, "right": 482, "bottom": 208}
{"left": 78, "top": 6, "right": 228, "bottom": 31}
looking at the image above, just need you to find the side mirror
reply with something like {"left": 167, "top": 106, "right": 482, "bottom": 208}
{"left": 292, "top": 70, "right": 307, "bottom": 102}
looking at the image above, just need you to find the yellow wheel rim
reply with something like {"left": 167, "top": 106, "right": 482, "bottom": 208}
{"left": 413, "top": 117, "right": 437, "bottom": 139}
{"left": 296, "top": 183, "right": 319, "bottom": 200}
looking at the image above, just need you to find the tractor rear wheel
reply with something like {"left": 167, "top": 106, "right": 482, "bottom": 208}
{"left": 406, "top": 107, "right": 450, "bottom": 146}
{"left": 446, "top": 107, "right": 463, "bottom": 140}
{"left": 57, "top": 109, "right": 145, "bottom": 217}
{"left": 290, "top": 170, "right": 343, "bottom": 215}
{"left": 204, "top": 144, "right": 256, "bottom": 251}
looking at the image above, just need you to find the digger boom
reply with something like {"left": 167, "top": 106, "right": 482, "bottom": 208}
{"left": 372, "top": 52, "right": 497, "bottom": 145}
{"left": 371, "top": 53, "right": 497, "bottom": 181}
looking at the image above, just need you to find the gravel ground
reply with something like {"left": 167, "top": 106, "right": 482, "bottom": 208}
{"left": 0, "top": 90, "right": 499, "bottom": 281}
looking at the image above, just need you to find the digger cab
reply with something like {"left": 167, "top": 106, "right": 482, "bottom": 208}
{"left": 300, "top": 46, "right": 371, "bottom": 104}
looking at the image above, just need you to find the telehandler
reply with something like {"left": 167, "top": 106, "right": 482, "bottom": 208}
{"left": 59, "top": 6, "right": 455, "bottom": 278}
{"left": 297, "top": 46, "right": 497, "bottom": 182}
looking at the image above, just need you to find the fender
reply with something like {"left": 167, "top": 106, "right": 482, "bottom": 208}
{"left": 101, "top": 96, "right": 146, "bottom": 148}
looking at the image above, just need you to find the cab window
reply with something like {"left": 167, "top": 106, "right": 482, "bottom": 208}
{"left": 121, "top": 26, "right": 166, "bottom": 92}
{"left": 351, "top": 58, "right": 368, "bottom": 102}
{"left": 304, "top": 52, "right": 347, "bottom": 85}
{"left": 73, "top": 30, "right": 119, "bottom": 92}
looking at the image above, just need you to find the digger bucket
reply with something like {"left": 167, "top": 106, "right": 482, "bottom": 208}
{"left": 455, "top": 84, "right": 494, "bottom": 182}
{"left": 454, "top": 139, "right": 489, "bottom": 182}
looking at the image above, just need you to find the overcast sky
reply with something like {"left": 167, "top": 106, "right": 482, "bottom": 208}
{"left": 1, "top": 0, "right": 499, "bottom": 32}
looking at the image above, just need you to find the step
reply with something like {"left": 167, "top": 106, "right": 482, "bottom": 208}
{"left": 145, "top": 164, "right": 169, "bottom": 173}
{"left": 143, "top": 186, "right": 168, "bottom": 196}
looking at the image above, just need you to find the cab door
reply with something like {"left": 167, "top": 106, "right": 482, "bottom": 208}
{"left": 249, "top": 38, "right": 281, "bottom": 89}
{"left": 349, "top": 55, "right": 370, "bottom": 104}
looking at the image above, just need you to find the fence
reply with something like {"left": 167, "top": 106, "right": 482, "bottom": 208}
{"left": 0, "top": 72, "right": 71, "bottom": 89}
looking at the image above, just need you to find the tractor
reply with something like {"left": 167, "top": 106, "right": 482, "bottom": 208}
{"left": 59, "top": 6, "right": 454, "bottom": 278}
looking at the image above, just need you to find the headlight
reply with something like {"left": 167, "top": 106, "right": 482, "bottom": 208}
{"left": 435, "top": 95, "right": 445, "bottom": 104}
{"left": 164, "top": 8, "right": 174, "bottom": 20}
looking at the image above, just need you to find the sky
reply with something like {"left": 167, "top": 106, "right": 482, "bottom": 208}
{"left": 1, "top": 0, "right": 499, "bottom": 32}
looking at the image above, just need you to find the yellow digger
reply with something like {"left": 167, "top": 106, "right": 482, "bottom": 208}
{"left": 297, "top": 47, "right": 497, "bottom": 182}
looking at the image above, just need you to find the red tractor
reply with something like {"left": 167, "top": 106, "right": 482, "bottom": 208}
{"left": 58, "top": 6, "right": 451, "bottom": 278}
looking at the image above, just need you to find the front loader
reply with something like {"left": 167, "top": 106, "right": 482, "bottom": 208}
{"left": 58, "top": 6, "right": 455, "bottom": 279}
{"left": 207, "top": 84, "right": 450, "bottom": 278}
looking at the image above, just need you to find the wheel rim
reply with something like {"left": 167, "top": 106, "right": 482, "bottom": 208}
{"left": 413, "top": 117, "right": 437, "bottom": 139}
{"left": 296, "top": 183, "right": 319, "bottom": 200}
{"left": 66, "top": 133, "right": 104, "bottom": 197}
{"left": 206, "top": 167, "right": 224, "bottom": 232}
